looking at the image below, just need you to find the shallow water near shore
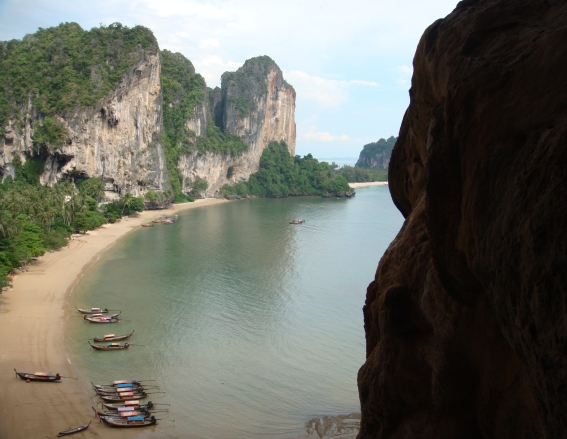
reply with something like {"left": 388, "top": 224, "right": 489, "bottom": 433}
{"left": 67, "top": 186, "right": 403, "bottom": 439}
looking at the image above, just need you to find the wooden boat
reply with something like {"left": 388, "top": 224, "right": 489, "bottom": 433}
{"left": 99, "top": 392, "right": 148, "bottom": 402}
{"left": 76, "top": 306, "right": 109, "bottom": 314}
{"left": 101, "top": 401, "right": 154, "bottom": 411}
{"left": 88, "top": 341, "right": 129, "bottom": 351}
{"left": 14, "top": 369, "right": 61, "bottom": 382}
{"left": 93, "top": 407, "right": 150, "bottom": 418}
{"left": 93, "top": 330, "right": 134, "bottom": 342}
{"left": 141, "top": 223, "right": 154, "bottom": 227}
{"left": 93, "top": 382, "right": 145, "bottom": 392}
{"left": 99, "top": 415, "right": 157, "bottom": 428}
{"left": 289, "top": 219, "right": 305, "bottom": 224}
{"left": 57, "top": 421, "right": 91, "bottom": 437}
{"left": 94, "top": 386, "right": 144, "bottom": 395}
{"left": 83, "top": 314, "right": 120, "bottom": 323}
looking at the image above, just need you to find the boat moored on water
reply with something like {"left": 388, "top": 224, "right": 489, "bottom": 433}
{"left": 99, "top": 414, "right": 157, "bottom": 428}
{"left": 89, "top": 341, "right": 130, "bottom": 351}
{"left": 84, "top": 313, "right": 120, "bottom": 323}
{"left": 93, "top": 330, "right": 134, "bottom": 342}
{"left": 14, "top": 369, "right": 61, "bottom": 382}
{"left": 76, "top": 306, "right": 109, "bottom": 314}
{"left": 99, "top": 392, "right": 149, "bottom": 402}
{"left": 101, "top": 401, "right": 155, "bottom": 411}
{"left": 141, "top": 223, "right": 154, "bottom": 227}
{"left": 289, "top": 219, "right": 305, "bottom": 224}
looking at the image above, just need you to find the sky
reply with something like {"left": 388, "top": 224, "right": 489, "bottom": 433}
{"left": 0, "top": 0, "right": 458, "bottom": 159}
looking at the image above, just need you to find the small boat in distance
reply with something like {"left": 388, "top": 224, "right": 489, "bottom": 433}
{"left": 101, "top": 401, "right": 155, "bottom": 411}
{"left": 14, "top": 369, "right": 61, "bottom": 382}
{"left": 89, "top": 341, "right": 130, "bottom": 351}
{"left": 76, "top": 306, "right": 109, "bottom": 314}
{"left": 162, "top": 215, "right": 178, "bottom": 224}
{"left": 57, "top": 421, "right": 91, "bottom": 437}
{"left": 289, "top": 219, "right": 306, "bottom": 224}
{"left": 93, "top": 330, "right": 134, "bottom": 342}
{"left": 141, "top": 223, "right": 154, "bottom": 227}
{"left": 99, "top": 392, "right": 148, "bottom": 402}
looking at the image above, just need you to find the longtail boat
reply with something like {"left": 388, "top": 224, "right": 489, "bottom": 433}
{"left": 94, "top": 387, "right": 145, "bottom": 396}
{"left": 14, "top": 369, "right": 61, "bottom": 382}
{"left": 76, "top": 306, "right": 109, "bottom": 314}
{"left": 101, "top": 401, "right": 154, "bottom": 411}
{"left": 141, "top": 223, "right": 154, "bottom": 227}
{"left": 84, "top": 314, "right": 120, "bottom": 323}
{"left": 93, "top": 407, "right": 150, "bottom": 418}
{"left": 99, "top": 392, "right": 148, "bottom": 402}
{"left": 93, "top": 330, "right": 134, "bottom": 342}
{"left": 57, "top": 421, "right": 91, "bottom": 437}
{"left": 88, "top": 341, "right": 129, "bottom": 351}
{"left": 93, "top": 382, "right": 145, "bottom": 392}
{"left": 99, "top": 415, "right": 157, "bottom": 428}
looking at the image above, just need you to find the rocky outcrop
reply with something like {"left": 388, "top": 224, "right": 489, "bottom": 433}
{"left": 355, "top": 137, "right": 397, "bottom": 170}
{"left": 1, "top": 47, "right": 167, "bottom": 197}
{"left": 358, "top": 1, "right": 567, "bottom": 438}
{"left": 179, "top": 56, "right": 296, "bottom": 196}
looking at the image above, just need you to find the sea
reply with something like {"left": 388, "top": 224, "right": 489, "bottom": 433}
{"left": 66, "top": 185, "right": 403, "bottom": 439}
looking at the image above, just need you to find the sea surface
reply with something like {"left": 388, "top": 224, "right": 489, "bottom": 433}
{"left": 67, "top": 185, "right": 403, "bottom": 439}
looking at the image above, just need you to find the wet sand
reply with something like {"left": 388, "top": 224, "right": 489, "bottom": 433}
{"left": 0, "top": 199, "right": 227, "bottom": 439}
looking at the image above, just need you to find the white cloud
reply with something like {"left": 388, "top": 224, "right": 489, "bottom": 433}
{"left": 285, "top": 70, "right": 378, "bottom": 108}
{"left": 393, "top": 65, "right": 413, "bottom": 86}
{"left": 198, "top": 38, "right": 220, "bottom": 50}
{"left": 304, "top": 126, "right": 350, "bottom": 142}
{"left": 193, "top": 56, "right": 242, "bottom": 86}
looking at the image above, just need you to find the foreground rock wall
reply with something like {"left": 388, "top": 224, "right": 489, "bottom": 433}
{"left": 358, "top": 1, "right": 567, "bottom": 437}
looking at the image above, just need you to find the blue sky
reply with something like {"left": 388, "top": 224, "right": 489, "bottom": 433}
{"left": 0, "top": 0, "right": 457, "bottom": 159}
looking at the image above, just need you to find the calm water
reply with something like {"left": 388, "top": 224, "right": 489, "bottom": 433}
{"left": 67, "top": 186, "right": 403, "bottom": 439}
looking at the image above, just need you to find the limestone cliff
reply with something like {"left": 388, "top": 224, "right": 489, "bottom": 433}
{"left": 0, "top": 25, "right": 296, "bottom": 200}
{"left": 0, "top": 24, "right": 168, "bottom": 197}
{"left": 355, "top": 137, "right": 397, "bottom": 170}
{"left": 358, "top": 1, "right": 567, "bottom": 438}
{"left": 178, "top": 56, "right": 296, "bottom": 196}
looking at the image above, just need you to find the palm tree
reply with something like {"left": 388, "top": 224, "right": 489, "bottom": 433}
{"left": 121, "top": 193, "right": 134, "bottom": 216}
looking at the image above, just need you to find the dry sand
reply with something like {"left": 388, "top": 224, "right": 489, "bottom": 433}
{"left": 349, "top": 181, "right": 388, "bottom": 188}
{"left": 0, "top": 198, "right": 227, "bottom": 439}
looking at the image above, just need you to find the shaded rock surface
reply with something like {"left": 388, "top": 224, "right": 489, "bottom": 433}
{"left": 358, "top": 1, "right": 567, "bottom": 438}
{"left": 355, "top": 137, "right": 397, "bottom": 170}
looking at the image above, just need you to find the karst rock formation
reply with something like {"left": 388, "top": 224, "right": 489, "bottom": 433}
{"left": 358, "top": 1, "right": 567, "bottom": 438}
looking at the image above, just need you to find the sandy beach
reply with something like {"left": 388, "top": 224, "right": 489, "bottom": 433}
{"left": 349, "top": 181, "right": 388, "bottom": 188}
{"left": 0, "top": 198, "right": 227, "bottom": 439}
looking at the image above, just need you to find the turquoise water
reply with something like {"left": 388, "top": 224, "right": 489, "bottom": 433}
{"left": 67, "top": 186, "right": 403, "bottom": 438}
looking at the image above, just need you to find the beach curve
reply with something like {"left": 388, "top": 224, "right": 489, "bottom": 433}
{"left": 0, "top": 198, "right": 227, "bottom": 439}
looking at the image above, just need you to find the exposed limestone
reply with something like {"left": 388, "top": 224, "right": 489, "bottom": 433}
{"left": 0, "top": 48, "right": 167, "bottom": 196}
{"left": 180, "top": 57, "right": 296, "bottom": 196}
{"left": 358, "top": 1, "right": 567, "bottom": 438}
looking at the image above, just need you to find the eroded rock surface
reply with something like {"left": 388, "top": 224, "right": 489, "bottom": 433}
{"left": 358, "top": 1, "right": 567, "bottom": 437}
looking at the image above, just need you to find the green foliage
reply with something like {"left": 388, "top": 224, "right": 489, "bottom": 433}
{"left": 191, "top": 120, "right": 248, "bottom": 156}
{"left": 102, "top": 201, "right": 122, "bottom": 223}
{"left": 160, "top": 50, "right": 248, "bottom": 200}
{"left": 220, "top": 141, "right": 354, "bottom": 198}
{"left": 222, "top": 56, "right": 277, "bottom": 117}
{"left": 0, "top": 22, "right": 157, "bottom": 129}
{"left": 78, "top": 178, "right": 105, "bottom": 201}
{"left": 32, "top": 117, "right": 69, "bottom": 149}
{"left": 143, "top": 189, "right": 175, "bottom": 209}
{"left": 188, "top": 178, "right": 208, "bottom": 199}
{"left": 72, "top": 210, "right": 107, "bottom": 233}
{"left": 12, "top": 155, "right": 45, "bottom": 185}
{"left": 355, "top": 136, "right": 397, "bottom": 169}
{"left": 336, "top": 165, "right": 388, "bottom": 183}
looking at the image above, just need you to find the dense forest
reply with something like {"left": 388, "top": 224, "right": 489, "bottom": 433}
{"left": 219, "top": 141, "right": 354, "bottom": 198}
{"left": 0, "top": 161, "right": 147, "bottom": 288}
{"left": 355, "top": 136, "right": 397, "bottom": 169}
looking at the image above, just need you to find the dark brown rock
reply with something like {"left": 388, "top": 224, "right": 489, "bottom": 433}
{"left": 358, "top": 1, "right": 567, "bottom": 438}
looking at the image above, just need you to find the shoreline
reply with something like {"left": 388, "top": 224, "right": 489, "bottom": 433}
{"left": 349, "top": 181, "right": 388, "bottom": 188}
{"left": 0, "top": 198, "right": 228, "bottom": 439}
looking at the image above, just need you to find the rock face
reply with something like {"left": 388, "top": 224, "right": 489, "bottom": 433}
{"left": 355, "top": 137, "right": 397, "bottom": 170}
{"left": 1, "top": 47, "right": 167, "bottom": 197}
{"left": 358, "top": 1, "right": 567, "bottom": 438}
{"left": 179, "top": 56, "right": 296, "bottom": 196}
